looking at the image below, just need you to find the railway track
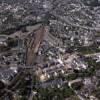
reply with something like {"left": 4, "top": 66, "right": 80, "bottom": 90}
{"left": 25, "top": 25, "right": 46, "bottom": 66}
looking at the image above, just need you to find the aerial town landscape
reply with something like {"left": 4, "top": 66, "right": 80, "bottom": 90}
{"left": 0, "top": 0, "right": 100, "bottom": 100}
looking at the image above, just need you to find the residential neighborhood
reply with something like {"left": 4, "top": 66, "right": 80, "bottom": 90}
{"left": 0, "top": 0, "right": 100, "bottom": 100}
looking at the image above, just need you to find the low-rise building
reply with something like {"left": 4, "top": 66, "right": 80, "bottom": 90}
{"left": 0, "top": 67, "right": 19, "bottom": 85}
